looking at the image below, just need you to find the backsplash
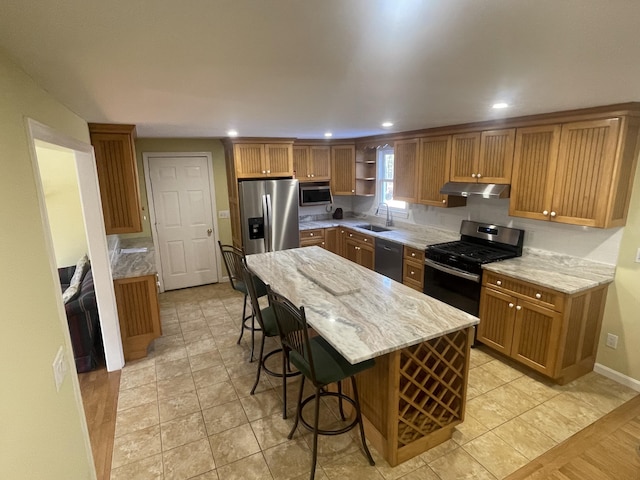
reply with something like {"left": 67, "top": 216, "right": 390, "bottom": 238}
{"left": 349, "top": 195, "right": 623, "bottom": 266}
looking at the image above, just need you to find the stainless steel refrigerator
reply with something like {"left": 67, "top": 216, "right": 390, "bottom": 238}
{"left": 238, "top": 179, "right": 300, "bottom": 254}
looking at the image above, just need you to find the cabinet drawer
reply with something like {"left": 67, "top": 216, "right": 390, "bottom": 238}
{"left": 345, "top": 229, "right": 374, "bottom": 245}
{"left": 403, "top": 246, "right": 425, "bottom": 263}
{"left": 300, "top": 238, "right": 326, "bottom": 248}
{"left": 483, "top": 272, "right": 564, "bottom": 312}
{"left": 403, "top": 258, "right": 424, "bottom": 290}
{"left": 300, "top": 229, "right": 325, "bottom": 241}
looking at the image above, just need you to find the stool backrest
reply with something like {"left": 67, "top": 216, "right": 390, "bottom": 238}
{"left": 218, "top": 241, "right": 245, "bottom": 291}
{"left": 267, "top": 286, "right": 317, "bottom": 385}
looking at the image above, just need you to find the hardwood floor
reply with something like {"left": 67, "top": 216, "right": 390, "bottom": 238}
{"left": 506, "top": 394, "right": 640, "bottom": 480}
{"left": 78, "top": 365, "right": 121, "bottom": 480}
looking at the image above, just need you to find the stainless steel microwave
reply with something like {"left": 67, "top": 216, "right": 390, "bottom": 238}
{"left": 299, "top": 183, "right": 333, "bottom": 206}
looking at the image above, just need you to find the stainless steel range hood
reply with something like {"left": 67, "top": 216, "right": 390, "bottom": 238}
{"left": 439, "top": 182, "right": 510, "bottom": 199}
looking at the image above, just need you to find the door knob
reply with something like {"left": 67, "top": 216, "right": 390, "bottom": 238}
{"left": 207, "top": 228, "right": 213, "bottom": 236}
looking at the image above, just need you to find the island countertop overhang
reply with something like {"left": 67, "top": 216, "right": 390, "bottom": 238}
{"left": 246, "top": 246, "right": 478, "bottom": 364}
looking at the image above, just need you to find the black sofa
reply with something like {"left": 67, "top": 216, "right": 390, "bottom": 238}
{"left": 58, "top": 265, "right": 102, "bottom": 372}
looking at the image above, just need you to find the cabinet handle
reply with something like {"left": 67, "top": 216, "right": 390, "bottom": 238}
{"left": 535, "top": 293, "right": 541, "bottom": 299}
{"left": 411, "top": 253, "right": 415, "bottom": 257}
{"left": 321, "top": 242, "right": 325, "bottom": 245}
{"left": 411, "top": 271, "right": 415, "bottom": 275}
{"left": 496, "top": 280, "right": 502, "bottom": 286}
{"left": 349, "top": 234, "right": 353, "bottom": 237}
{"left": 550, "top": 211, "right": 556, "bottom": 217}
{"left": 508, "top": 303, "right": 514, "bottom": 308}
{"left": 471, "top": 173, "right": 477, "bottom": 178}
{"left": 543, "top": 210, "right": 549, "bottom": 216}
{"left": 516, "top": 305, "right": 522, "bottom": 311}
{"left": 364, "top": 238, "right": 368, "bottom": 242}
{"left": 307, "top": 174, "right": 311, "bottom": 177}
{"left": 340, "top": 230, "right": 344, "bottom": 233}
{"left": 262, "top": 170, "right": 267, "bottom": 174}
{"left": 309, "top": 233, "right": 314, "bottom": 236}
{"left": 267, "top": 170, "right": 271, "bottom": 174}
{"left": 311, "top": 174, "right": 314, "bottom": 177}
{"left": 351, "top": 189, "right": 355, "bottom": 193}
{"left": 442, "top": 199, "right": 446, "bottom": 204}
{"left": 477, "top": 173, "right": 482, "bottom": 178}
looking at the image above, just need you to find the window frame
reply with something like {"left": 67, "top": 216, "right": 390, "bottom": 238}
{"left": 377, "top": 146, "right": 409, "bottom": 217}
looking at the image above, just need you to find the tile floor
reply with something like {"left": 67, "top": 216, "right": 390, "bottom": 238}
{"left": 109, "top": 283, "right": 638, "bottom": 480}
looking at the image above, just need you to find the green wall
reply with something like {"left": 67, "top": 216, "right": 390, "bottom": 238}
{"left": 0, "top": 49, "right": 95, "bottom": 479}
{"left": 128, "top": 138, "right": 231, "bottom": 245}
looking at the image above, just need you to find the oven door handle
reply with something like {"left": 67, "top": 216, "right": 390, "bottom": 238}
{"left": 424, "top": 258, "right": 481, "bottom": 283}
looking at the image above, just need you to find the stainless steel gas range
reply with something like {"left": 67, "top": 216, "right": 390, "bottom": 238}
{"left": 423, "top": 220, "right": 525, "bottom": 316}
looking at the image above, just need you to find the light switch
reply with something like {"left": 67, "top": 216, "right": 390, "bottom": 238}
{"left": 636, "top": 247, "right": 640, "bottom": 263}
{"left": 219, "top": 210, "right": 230, "bottom": 219}
{"left": 52, "top": 346, "right": 68, "bottom": 392}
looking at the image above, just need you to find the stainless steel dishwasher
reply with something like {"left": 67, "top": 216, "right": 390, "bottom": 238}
{"left": 374, "top": 238, "right": 403, "bottom": 283}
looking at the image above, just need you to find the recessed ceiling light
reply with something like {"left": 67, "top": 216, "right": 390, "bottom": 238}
{"left": 324, "top": 132, "right": 333, "bottom": 138}
{"left": 382, "top": 122, "right": 394, "bottom": 128}
{"left": 227, "top": 130, "right": 238, "bottom": 137}
{"left": 492, "top": 102, "right": 509, "bottom": 109}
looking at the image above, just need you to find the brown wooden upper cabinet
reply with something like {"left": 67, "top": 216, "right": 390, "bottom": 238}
{"left": 418, "top": 135, "right": 466, "bottom": 208}
{"left": 89, "top": 123, "right": 142, "bottom": 235}
{"left": 293, "top": 145, "right": 331, "bottom": 182}
{"left": 233, "top": 142, "right": 293, "bottom": 178}
{"left": 393, "top": 138, "right": 420, "bottom": 203}
{"left": 450, "top": 129, "right": 515, "bottom": 183}
{"left": 510, "top": 117, "right": 640, "bottom": 228}
{"left": 330, "top": 144, "right": 356, "bottom": 195}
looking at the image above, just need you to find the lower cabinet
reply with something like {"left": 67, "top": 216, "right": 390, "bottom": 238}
{"left": 402, "top": 246, "right": 424, "bottom": 291}
{"left": 324, "top": 227, "right": 339, "bottom": 254}
{"left": 478, "top": 271, "right": 608, "bottom": 384}
{"left": 299, "top": 229, "right": 326, "bottom": 248}
{"left": 114, "top": 274, "right": 162, "bottom": 362}
{"left": 343, "top": 229, "right": 375, "bottom": 270}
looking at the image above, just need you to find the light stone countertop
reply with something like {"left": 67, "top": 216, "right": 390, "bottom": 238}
{"left": 247, "top": 246, "right": 478, "bottom": 364}
{"left": 110, "top": 237, "right": 157, "bottom": 280}
{"left": 482, "top": 247, "right": 615, "bottom": 295}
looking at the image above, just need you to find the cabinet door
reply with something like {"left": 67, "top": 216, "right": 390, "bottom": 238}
{"left": 402, "top": 258, "right": 423, "bottom": 291}
{"left": 331, "top": 145, "right": 356, "bottom": 195}
{"left": 293, "top": 146, "right": 310, "bottom": 180}
{"left": 418, "top": 135, "right": 452, "bottom": 206}
{"left": 234, "top": 144, "right": 267, "bottom": 178}
{"left": 477, "top": 287, "right": 516, "bottom": 356}
{"left": 114, "top": 275, "right": 162, "bottom": 362}
{"left": 265, "top": 144, "right": 293, "bottom": 176}
{"left": 511, "top": 300, "right": 562, "bottom": 376}
{"left": 394, "top": 139, "right": 420, "bottom": 203}
{"left": 90, "top": 125, "right": 142, "bottom": 234}
{"left": 479, "top": 129, "right": 515, "bottom": 183}
{"left": 310, "top": 146, "right": 331, "bottom": 181}
{"left": 359, "top": 243, "right": 375, "bottom": 270}
{"left": 325, "top": 227, "right": 339, "bottom": 254}
{"left": 509, "top": 125, "right": 561, "bottom": 221}
{"left": 344, "top": 237, "right": 360, "bottom": 264}
{"left": 552, "top": 118, "right": 621, "bottom": 227}
{"left": 450, "top": 132, "right": 481, "bottom": 182}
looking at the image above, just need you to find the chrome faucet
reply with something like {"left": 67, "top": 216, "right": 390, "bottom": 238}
{"left": 375, "top": 202, "right": 393, "bottom": 227}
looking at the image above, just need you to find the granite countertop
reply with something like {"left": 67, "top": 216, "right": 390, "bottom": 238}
{"left": 110, "top": 237, "right": 157, "bottom": 280}
{"left": 247, "top": 246, "right": 478, "bottom": 364}
{"left": 483, "top": 248, "right": 616, "bottom": 295}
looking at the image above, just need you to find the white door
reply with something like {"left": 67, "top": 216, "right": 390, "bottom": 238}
{"left": 147, "top": 154, "right": 219, "bottom": 290}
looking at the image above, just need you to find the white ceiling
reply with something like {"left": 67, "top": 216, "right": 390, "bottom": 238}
{"left": 2, "top": 1, "right": 640, "bottom": 139}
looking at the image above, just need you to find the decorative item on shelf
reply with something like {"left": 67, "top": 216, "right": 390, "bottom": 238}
{"left": 333, "top": 207, "right": 343, "bottom": 219}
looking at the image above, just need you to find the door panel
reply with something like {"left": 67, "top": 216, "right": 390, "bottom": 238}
{"left": 149, "top": 155, "right": 218, "bottom": 290}
{"left": 478, "top": 287, "right": 515, "bottom": 355}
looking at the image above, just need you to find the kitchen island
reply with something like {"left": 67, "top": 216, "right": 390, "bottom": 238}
{"left": 247, "top": 246, "right": 478, "bottom": 466}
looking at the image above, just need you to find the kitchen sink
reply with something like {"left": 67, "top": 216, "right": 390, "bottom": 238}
{"left": 355, "top": 224, "right": 392, "bottom": 232}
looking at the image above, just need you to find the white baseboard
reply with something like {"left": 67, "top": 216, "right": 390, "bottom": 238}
{"left": 593, "top": 363, "right": 640, "bottom": 392}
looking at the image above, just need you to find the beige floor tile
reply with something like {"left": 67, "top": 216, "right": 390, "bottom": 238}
{"left": 518, "top": 403, "right": 583, "bottom": 443}
{"left": 161, "top": 411, "right": 208, "bottom": 450}
{"left": 163, "top": 438, "right": 216, "bottom": 480}
{"left": 216, "top": 333, "right": 248, "bottom": 351}
{"left": 395, "top": 465, "right": 440, "bottom": 480}
{"left": 465, "top": 393, "right": 520, "bottom": 429}
{"left": 462, "top": 430, "right": 529, "bottom": 478}
{"left": 209, "top": 423, "right": 261, "bottom": 467}
{"left": 115, "top": 401, "right": 160, "bottom": 437}
{"left": 110, "top": 453, "right": 163, "bottom": 480}
{"left": 158, "top": 390, "right": 202, "bottom": 423}
{"left": 211, "top": 321, "right": 240, "bottom": 338}
{"left": 322, "top": 451, "right": 383, "bottom": 479}
{"left": 542, "top": 392, "right": 606, "bottom": 429}
{"left": 191, "top": 470, "right": 220, "bottom": 480}
{"left": 215, "top": 452, "right": 272, "bottom": 480}
{"left": 373, "top": 448, "right": 426, "bottom": 480}
{"left": 189, "top": 350, "right": 224, "bottom": 372}
{"left": 156, "top": 357, "right": 192, "bottom": 381}
{"left": 451, "top": 414, "right": 489, "bottom": 445}
{"left": 468, "top": 347, "right": 496, "bottom": 368}
{"left": 176, "top": 302, "right": 203, "bottom": 315}
{"left": 120, "top": 364, "right": 157, "bottom": 390}
{"left": 179, "top": 311, "right": 206, "bottom": 325}
{"left": 467, "top": 365, "right": 507, "bottom": 396}
{"left": 583, "top": 373, "right": 638, "bottom": 402}
{"left": 198, "top": 380, "right": 239, "bottom": 409}
{"left": 428, "top": 447, "right": 497, "bottom": 480}
{"left": 482, "top": 382, "right": 539, "bottom": 415}
{"left": 419, "top": 438, "right": 458, "bottom": 463}
{"left": 202, "top": 305, "right": 230, "bottom": 319}
{"left": 231, "top": 372, "right": 274, "bottom": 398}
{"left": 301, "top": 420, "right": 364, "bottom": 466}
{"left": 480, "top": 359, "right": 525, "bottom": 383}
{"left": 250, "top": 412, "right": 295, "bottom": 450}
{"left": 153, "top": 345, "right": 189, "bottom": 364}
{"left": 193, "top": 364, "right": 231, "bottom": 389}
{"left": 157, "top": 372, "right": 196, "bottom": 400}
{"left": 183, "top": 327, "right": 214, "bottom": 344}
{"left": 492, "top": 416, "right": 557, "bottom": 460}
{"left": 118, "top": 382, "right": 158, "bottom": 411}
{"left": 202, "top": 400, "right": 249, "bottom": 435}
{"left": 111, "top": 424, "right": 161, "bottom": 469}
{"left": 263, "top": 438, "right": 313, "bottom": 480}
{"left": 120, "top": 356, "right": 157, "bottom": 373}
{"left": 154, "top": 333, "right": 185, "bottom": 349}
{"left": 508, "top": 374, "right": 560, "bottom": 404}
{"left": 565, "top": 387, "right": 627, "bottom": 415}
{"left": 163, "top": 322, "right": 183, "bottom": 336}
{"left": 187, "top": 337, "right": 219, "bottom": 356}
{"left": 241, "top": 389, "right": 285, "bottom": 422}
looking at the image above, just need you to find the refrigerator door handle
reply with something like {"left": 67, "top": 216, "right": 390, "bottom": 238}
{"left": 263, "top": 194, "right": 272, "bottom": 252}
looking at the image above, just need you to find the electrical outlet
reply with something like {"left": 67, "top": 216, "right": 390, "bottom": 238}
{"left": 218, "top": 210, "right": 230, "bottom": 219}
{"left": 635, "top": 247, "right": 640, "bottom": 263}
{"left": 52, "top": 346, "right": 68, "bottom": 392}
{"left": 606, "top": 333, "right": 619, "bottom": 349}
